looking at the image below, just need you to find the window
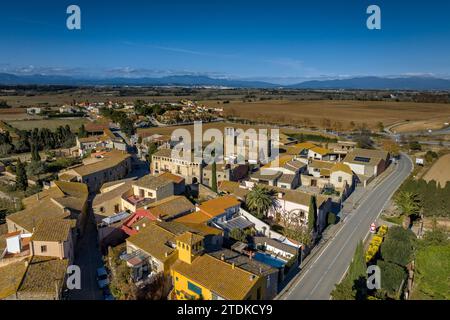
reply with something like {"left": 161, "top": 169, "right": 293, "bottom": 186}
{"left": 40, "top": 245, "right": 47, "bottom": 253}
{"left": 188, "top": 281, "right": 202, "bottom": 295}
{"left": 100, "top": 207, "right": 105, "bottom": 213}
{"left": 354, "top": 156, "right": 371, "bottom": 163}
{"left": 114, "top": 204, "right": 120, "bottom": 213}
{"left": 338, "top": 176, "right": 342, "bottom": 183}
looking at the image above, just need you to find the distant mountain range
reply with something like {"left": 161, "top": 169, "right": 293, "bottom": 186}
{"left": 1, "top": 73, "right": 450, "bottom": 90}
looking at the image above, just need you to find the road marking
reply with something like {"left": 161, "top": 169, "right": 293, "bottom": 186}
{"left": 282, "top": 154, "right": 412, "bottom": 300}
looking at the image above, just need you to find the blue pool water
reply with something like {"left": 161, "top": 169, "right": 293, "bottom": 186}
{"left": 253, "top": 252, "right": 286, "bottom": 268}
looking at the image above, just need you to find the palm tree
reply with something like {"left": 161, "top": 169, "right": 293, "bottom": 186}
{"left": 394, "top": 191, "right": 422, "bottom": 228}
{"left": 245, "top": 185, "right": 278, "bottom": 219}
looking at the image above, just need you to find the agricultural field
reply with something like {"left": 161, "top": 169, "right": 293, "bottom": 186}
{"left": 137, "top": 120, "right": 337, "bottom": 138}
{"left": 423, "top": 154, "right": 450, "bottom": 187}
{"left": 6, "top": 118, "right": 88, "bottom": 131}
{"left": 390, "top": 119, "right": 450, "bottom": 133}
{"left": 221, "top": 100, "right": 450, "bottom": 131}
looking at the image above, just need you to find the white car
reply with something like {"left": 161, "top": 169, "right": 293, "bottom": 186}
{"left": 97, "top": 267, "right": 109, "bottom": 289}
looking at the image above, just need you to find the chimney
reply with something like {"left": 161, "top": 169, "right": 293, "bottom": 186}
{"left": 220, "top": 254, "right": 225, "bottom": 261}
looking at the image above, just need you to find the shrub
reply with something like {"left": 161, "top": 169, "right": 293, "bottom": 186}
{"left": 380, "top": 226, "right": 416, "bottom": 267}
{"left": 377, "top": 260, "right": 407, "bottom": 299}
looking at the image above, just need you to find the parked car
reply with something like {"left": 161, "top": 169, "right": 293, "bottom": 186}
{"left": 97, "top": 267, "right": 109, "bottom": 289}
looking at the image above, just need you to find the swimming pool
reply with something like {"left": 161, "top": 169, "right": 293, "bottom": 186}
{"left": 253, "top": 252, "right": 286, "bottom": 268}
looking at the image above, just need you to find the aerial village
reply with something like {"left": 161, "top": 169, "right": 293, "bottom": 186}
{"left": 0, "top": 99, "right": 392, "bottom": 300}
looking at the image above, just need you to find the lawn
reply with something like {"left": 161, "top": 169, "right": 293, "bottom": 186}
{"left": 6, "top": 118, "right": 88, "bottom": 131}
{"left": 411, "top": 245, "right": 450, "bottom": 299}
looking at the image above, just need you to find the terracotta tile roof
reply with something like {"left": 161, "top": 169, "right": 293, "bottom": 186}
{"left": 18, "top": 256, "right": 68, "bottom": 296}
{"left": 126, "top": 223, "right": 177, "bottom": 262}
{"left": 149, "top": 196, "right": 195, "bottom": 220}
{"left": 58, "top": 173, "right": 77, "bottom": 182}
{"left": 278, "top": 173, "right": 296, "bottom": 184}
{"left": 250, "top": 170, "right": 283, "bottom": 181}
{"left": 310, "top": 146, "right": 331, "bottom": 156}
{"left": 198, "top": 195, "right": 240, "bottom": 217}
{"left": 7, "top": 200, "right": 71, "bottom": 233}
{"left": 293, "top": 142, "right": 317, "bottom": 150}
{"left": 218, "top": 181, "right": 250, "bottom": 200}
{"left": 0, "top": 260, "right": 28, "bottom": 299}
{"left": 93, "top": 180, "right": 133, "bottom": 206}
{"left": 31, "top": 218, "right": 76, "bottom": 242}
{"left": 8, "top": 182, "right": 88, "bottom": 233}
{"left": 173, "top": 210, "right": 212, "bottom": 225}
{"left": 100, "top": 178, "right": 136, "bottom": 192}
{"left": 175, "top": 231, "right": 204, "bottom": 246}
{"left": 330, "top": 163, "right": 353, "bottom": 175}
{"left": 134, "top": 174, "right": 174, "bottom": 190}
{"left": 262, "top": 155, "right": 295, "bottom": 169}
{"left": 284, "top": 159, "right": 306, "bottom": 171}
{"left": 54, "top": 181, "right": 88, "bottom": 197}
{"left": 171, "top": 254, "right": 259, "bottom": 300}
{"left": 310, "top": 160, "right": 334, "bottom": 170}
{"left": 68, "top": 150, "right": 130, "bottom": 177}
{"left": 78, "top": 136, "right": 102, "bottom": 143}
{"left": 158, "top": 172, "right": 185, "bottom": 184}
{"left": 172, "top": 221, "right": 222, "bottom": 236}
{"left": 343, "top": 148, "right": 389, "bottom": 166}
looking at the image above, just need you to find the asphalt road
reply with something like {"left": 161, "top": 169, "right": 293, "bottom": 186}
{"left": 281, "top": 154, "right": 413, "bottom": 300}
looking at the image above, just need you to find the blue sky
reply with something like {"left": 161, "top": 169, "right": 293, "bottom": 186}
{"left": 1, "top": 0, "right": 449, "bottom": 84}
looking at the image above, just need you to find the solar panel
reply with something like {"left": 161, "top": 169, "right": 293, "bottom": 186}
{"left": 354, "top": 156, "right": 371, "bottom": 163}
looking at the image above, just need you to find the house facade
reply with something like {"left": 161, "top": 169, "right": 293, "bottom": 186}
{"left": 151, "top": 148, "right": 203, "bottom": 184}
{"left": 58, "top": 150, "right": 132, "bottom": 192}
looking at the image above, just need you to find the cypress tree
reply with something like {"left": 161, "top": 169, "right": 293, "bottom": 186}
{"left": 15, "top": 160, "right": 28, "bottom": 191}
{"left": 332, "top": 240, "right": 367, "bottom": 300}
{"left": 308, "top": 195, "right": 318, "bottom": 233}
{"left": 31, "top": 143, "right": 41, "bottom": 162}
{"left": 211, "top": 161, "right": 218, "bottom": 193}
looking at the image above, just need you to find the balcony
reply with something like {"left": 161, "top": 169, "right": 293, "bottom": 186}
{"left": 122, "top": 195, "right": 155, "bottom": 209}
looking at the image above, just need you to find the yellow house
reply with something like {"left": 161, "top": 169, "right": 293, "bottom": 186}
{"left": 171, "top": 232, "right": 264, "bottom": 300}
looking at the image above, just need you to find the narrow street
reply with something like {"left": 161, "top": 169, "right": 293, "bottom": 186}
{"left": 67, "top": 200, "right": 104, "bottom": 300}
